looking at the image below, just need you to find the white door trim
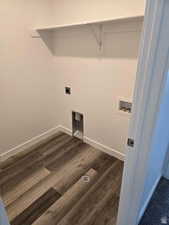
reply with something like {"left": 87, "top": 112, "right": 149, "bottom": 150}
{"left": 0, "top": 200, "right": 10, "bottom": 225}
{"left": 162, "top": 144, "right": 169, "bottom": 179}
{"left": 117, "top": 1, "right": 169, "bottom": 225}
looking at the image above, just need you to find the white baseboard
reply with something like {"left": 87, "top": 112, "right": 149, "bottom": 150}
{"left": 58, "top": 125, "right": 125, "bottom": 161}
{"left": 138, "top": 174, "right": 161, "bottom": 223}
{"left": 84, "top": 136, "right": 125, "bottom": 161}
{"left": 0, "top": 124, "right": 125, "bottom": 163}
{"left": 58, "top": 126, "right": 72, "bottom": 136}
{"left": 0, "top": 126, "right": 60, "bottom": 162}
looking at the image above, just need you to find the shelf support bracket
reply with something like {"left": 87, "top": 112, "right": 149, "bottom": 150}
{"left": 89, "top": 24, "right": 103, "bottom": 51}
{"left": 31, "top": 30, "right": 41, "bottom": 38}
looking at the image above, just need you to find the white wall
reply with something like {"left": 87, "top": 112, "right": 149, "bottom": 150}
{"left": 52, "top": 6, "right": 143, "bottom": 154}
{"left": 0, "top": 0, "right": 59, "bottom": 153}
{"left": 140, "top": 70, "right": 169, "bottom": 217}
{"left": 52, "top": 0, "right": 145, "bottom": 25}
{"left": 0, "top": 0, "right": 144, "bottom": 157}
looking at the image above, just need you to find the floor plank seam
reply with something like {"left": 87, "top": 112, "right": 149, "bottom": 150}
{"left": 0, "top": 131, "right": 123, "bottom": 225}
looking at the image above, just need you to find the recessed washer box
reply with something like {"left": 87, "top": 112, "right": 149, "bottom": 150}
{"left": 117, "top": 97, "right": 132, "bottom": 115}
{"left": 72, "top": 111, "right": 84, "bottom": 140}
{"left": 119, "top": 100, "right": 132, "bottom": 113}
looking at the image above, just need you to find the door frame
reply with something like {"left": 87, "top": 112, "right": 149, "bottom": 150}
{"left": 117, "top": 1, "right": 169, "bottom": 225}
{"left": 0, "top": 200, "right": 10, "bottom": 225}
{"left": 0, "top": 1, "right": 169, "bottom": 225}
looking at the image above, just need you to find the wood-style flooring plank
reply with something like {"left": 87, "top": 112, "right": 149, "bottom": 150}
{"left": 19, "top": 131, "right": 66, "bottom": 158}
{"left": 75, "top": 165, "right": 123, "bottom": 225}
{"left": 32, "top": 168, "right": 99, "bottom": 225}
{"left": 6, "top": 145, "right": 102, "bottom": 221}
{"left": 90, "top": 195, "right": 120, "bottom": 225}
{"left": 58, "top": 161, "right": 123, "bottom": 225}
{"left": 2, "top": 168, "right": 50, "bottom": 207}
{"left": 46, "top": 141, "right": 85, "bottom": 171}
{"left": 1, "top": 132, "right": 123, "bottom": 225}
{"left": 76, "top": 164, "right": 123, "bottom": 225}
{"left": 1, "top": 161, "right": 43, "bottom": 194}
{"left": 79, "top": 185, "right": 121, "bottom": 225}
{"left": 0, "top": 152, "right": 43, "bottom": 186}
{"left": 40, "top": 134, "right": 72, "bottom": 156}
{"left": 11, "top": 188, "right": 61, "bottom": 225}
{"left": 0, "top": 132, "right": 64, "bottom": 169}
{"left": 0, "top": 134, "right": 72, "bottom": 187}
{"left": 45, "top": 138, "right": 82, "bottom": 169}
{"left": 53, "top": 145, "right": 103, "bottom": 194}
{"left": 92, "top": 154, "right": 116, "bottom": 174}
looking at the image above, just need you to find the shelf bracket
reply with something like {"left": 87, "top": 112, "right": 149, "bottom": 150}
{"left": 31, "top": 30, "right": 41, "bottom": 38}
{"left": 89, "top": 24, "right": 103, "bottom": 51}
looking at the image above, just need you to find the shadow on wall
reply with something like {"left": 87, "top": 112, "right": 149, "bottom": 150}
{"left": 39, "top": 19, "right": 142, "bottom": 59}
{"left": 38, "top": 30, "right": 55, "bottom": 55}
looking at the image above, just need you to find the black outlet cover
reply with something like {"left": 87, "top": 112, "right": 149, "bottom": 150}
{"left": 65, "top": 87, "right": 71, "bottom": 95}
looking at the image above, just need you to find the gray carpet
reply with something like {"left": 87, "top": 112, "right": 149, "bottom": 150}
{"left": 139, "top": 177, "right": 169, "bottom": 225}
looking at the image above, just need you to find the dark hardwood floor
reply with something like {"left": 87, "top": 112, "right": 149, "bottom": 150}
{"left": 0, "top": 132, "right": 123, "bottom": 225}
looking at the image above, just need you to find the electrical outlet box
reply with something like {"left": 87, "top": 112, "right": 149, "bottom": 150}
{"left": 65, "top": 87, "right": 71, "bottom": 95}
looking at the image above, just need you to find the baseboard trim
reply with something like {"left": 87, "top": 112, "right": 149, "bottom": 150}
{"left": 0, "top": 125, "right": 125, "bottom": 163}
{"left": 0, "top": 126, "right": 60, "bottom": 162}
{"left": 58, "top": 126, "right": 72, "bottom": 136}
{"left": 84, "top": 136, "right": 125, "bottom": 161}
{"left": 138, "top": 174, "right": 161, "bottom": 223}
{"left": 58, "top": 125, "right": 125, "bottom": 161}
